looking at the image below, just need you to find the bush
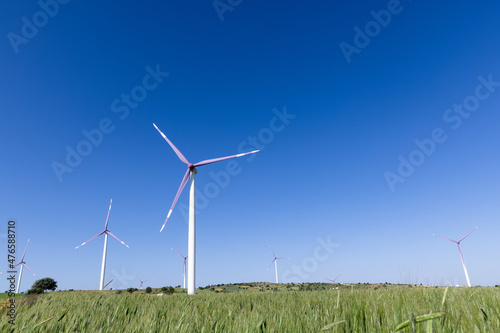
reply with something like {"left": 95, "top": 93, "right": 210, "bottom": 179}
{"left": 32, "top": 277, "right": 57, "bottom": 291}
{"left": 145, "top": 287, "right": 152, "bottom": 294}
{"left": 126, "top": 288, "right": 135, "bottom": 293}
{"left": 161, "top": 286, "right": 174, "bottom": 295}
{"left": 27, "top": 288, "right": 44, "bottom": 295}
{"left": 115, "top": 290, "right": 122, "bottom": 294}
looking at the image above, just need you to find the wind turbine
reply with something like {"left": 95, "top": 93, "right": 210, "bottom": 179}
{"left": 268, "top": 245, "right": 289, "bottom": 284}
{"left": 153, "top": 123, "right": 259, "bottom": 295}
{"left": 433, "top": 227, "right": 478, "bottom": 287}
{"left": 171, "top": 248, "right": 188, "bottom": 289}
{"left": 135, "top": 275, "right": 152, "bottom": 289}
{"left": 324, "top": 274, "right": 342, "bottom": 284}
{"left": 1, "top": 240, "right": 35, "bottom": 293}
{"left": 75, "top": 199, "right": 129, "bottom": 290}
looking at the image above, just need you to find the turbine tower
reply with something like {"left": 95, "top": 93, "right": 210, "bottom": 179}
{"left": 1, "top": 240, "right": 35, "bottom": 293}
{"left": 153, "top": 123, "right": 259, "bottom": 295}
{"left": 433, "top": 227, "right": 477, "bottom": 287}
{"left": 268, "top": 245, "right": 288, "bottom": 284}
{"left": 75, "top": 199, "right": 129, "bottom": 290}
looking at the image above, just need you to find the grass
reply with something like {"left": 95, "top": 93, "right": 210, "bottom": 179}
{"left": 0, "top": 285, "right": 499, "bottom": 332}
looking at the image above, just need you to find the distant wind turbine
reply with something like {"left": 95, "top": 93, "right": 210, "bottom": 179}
{"left": 153, "top": 123, "right": 259, "bottom": 295}
{"left": 324, "top": 274, "right": 342, "bottom": 284}
{"left": 433, "top": 227, "right": 478, "bottom": 287}
{"left": 268, "top": 245, "right": 289, "bottom": 284}
{"left": 75, "top": 199, "right": 129, "bottom": 290}
{"left": 0, "top": 240, "right": 35, "bottom": 293}
{"left": 135, "top": 275, "right": 152, "bottom": 289}
{"left": 171, "top": 248, "right": 188, "bottom": 289}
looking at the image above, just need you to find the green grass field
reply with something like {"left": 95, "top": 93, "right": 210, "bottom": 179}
{"left": 1, "top": 284, "right": 499, "bottom": 332}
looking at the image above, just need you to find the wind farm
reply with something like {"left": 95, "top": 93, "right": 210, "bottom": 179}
{"left": 2, "top": 0, "right": 500, "bottom": 331}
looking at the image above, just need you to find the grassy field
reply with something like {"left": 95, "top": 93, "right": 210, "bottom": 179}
{"left": 0, "top": 284, "right": 499, "bottom": 332}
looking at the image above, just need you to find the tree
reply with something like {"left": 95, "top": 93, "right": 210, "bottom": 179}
{"left": 145, "top": 287, "right": 152, "bottom": 294}
{"left": 32, "top": 278, "right": 57, "bottom": 291}
{"left": 161, "top": 286, "right": 174, "bottom": 295}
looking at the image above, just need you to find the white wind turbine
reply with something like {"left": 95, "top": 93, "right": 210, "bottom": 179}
{"left": 153, "top": 123, "right": 259, "bottom": 295}
{"left": 324, "top": 274, "right": 342, "bottom": 284}
{"left": 433, "top": 227, "right": 478, "bottom": 287}
{"left": 1, "top": 240, "right": 35, "bottom": 293}
{"left": 135, "top": 275, "right": 153, "bottom": 289}
{"left": 268, "top": 245, "right": 289, "bottom": 284}
{"left": 75, "top": 199, "right": 129, "bottom": 290}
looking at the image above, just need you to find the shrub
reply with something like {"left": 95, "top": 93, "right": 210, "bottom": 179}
{"left": 27, "top": 288, "right": 44, "bottom": 295}
{"left": 115, "top": 290, "right": 122, "bottom": 294}
{"left": 145, "top": 287, "right": 152, "bottom": 294}
{"left": 126, "top": 288, "right": 135, "bottom": 293}
{"left": 161, "top": 286, "right": 175, "bottom": 295}
{"left": 32, "top": 278, "right": 57, "bottom": 291}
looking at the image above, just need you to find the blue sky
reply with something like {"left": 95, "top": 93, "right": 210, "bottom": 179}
{"left": 1, "top": 0, "right": 499, "bottom": 291}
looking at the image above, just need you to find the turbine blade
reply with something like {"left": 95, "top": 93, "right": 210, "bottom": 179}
{"left": 269, "top": 245, "right": 276, "bottom": 258}
{"left": 104, "top": 199, "right": 113, "bottom": 230}
{"left": 194, "top": 150, "right": 259, "bottom": 167}
{"left": 153, "top": 123, "right": 190, "bottom": 165}
{"left": 324, "top": 274, "right": 342, "bottom": 283}
{"left": 268, "top": 258, "right": 276, "bottom": 269}
{"left": 433, "top": 234, "right": 457, "bottom": 243}
{"left": 22, "top": 263, "right": 35, "bottom": 276}
{"left": 0, "top": 261, "right": 23, "bottom": 275}
{"left": 160, "top": 169, "right": 190, "bottom": 232}
{"left": 20, "top": 239, "right": 29, "bottom": 261}
{"left": 106, "top": 231, "right": 129, "bottom": 248}
{"left": 276, "top": 257, "right": 289, "bottom": 260}
{"left": 171, "top": 248, "right": 185, "bottom": 258}
{"left": 458, "top": 227, "right": 478, "bottom": 243}
{"left": 75, "top": 231, "right": 105, "bottom": 249}
{"left": 135, "top": 275, "right": 141, "bottom": 282}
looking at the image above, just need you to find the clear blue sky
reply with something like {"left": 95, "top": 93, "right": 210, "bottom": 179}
{"left": 1, "top": 0, "right": 499, "bottom": 291}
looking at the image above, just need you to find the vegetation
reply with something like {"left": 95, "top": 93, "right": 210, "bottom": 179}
{"left": 161, "top": 286, "right": 175, "bottom": 295}
{"left": 32, "top": 277, "right": 57, "bottom": 292}
{"left": 0, "top": 284, "right": 498, "bottom": 332}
